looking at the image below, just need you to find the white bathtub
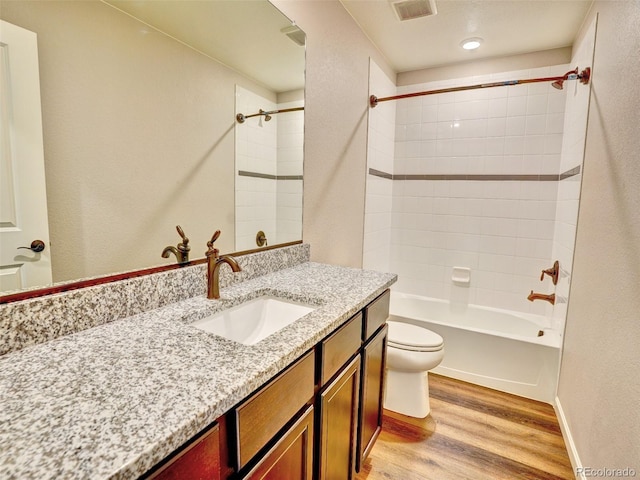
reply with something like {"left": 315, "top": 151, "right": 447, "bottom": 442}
{"left": 389, "top": 291, "right": 562, "bottom": 403}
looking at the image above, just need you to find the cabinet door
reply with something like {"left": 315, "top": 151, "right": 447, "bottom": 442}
{"left": 317, "top": 355, "right": 361, "bottom": 480}
{"left": 242, "top": 405, "right": 314, "bottom": 480}
{"left": 146, "top": 423, "right": 220, "bottom": 480}
{"left": 357, "top": 324, "right": 388, "bottom": 471}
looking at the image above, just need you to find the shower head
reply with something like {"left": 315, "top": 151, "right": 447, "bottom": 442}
{"left": 259, "top": 109, "right": 272, "bottom": 122}
{"left": 552, "top": 67, "right": 592, "bottom": 90}
{"left": 551, "top": 67, "right": 580, "bottom": 90}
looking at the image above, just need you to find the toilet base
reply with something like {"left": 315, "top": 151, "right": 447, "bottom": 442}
{"left": 384, "top": 369, "right": 431, "bottom": 418}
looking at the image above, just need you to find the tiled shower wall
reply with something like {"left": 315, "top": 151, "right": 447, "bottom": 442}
{"left": 275, "top": 98, "right": 304, "bottom": 245}
{"left": 235, "top": 86, "right": 303, "bottom": 250}
{"left": 363, "top": 60, "right": 395, "bottom": 273}
{"left": 365, "top": 63, "right": 580, "bottom": 316}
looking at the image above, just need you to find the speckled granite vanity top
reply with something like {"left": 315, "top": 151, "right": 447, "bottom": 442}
{"left": 0, "top": 262, "right": 396, "bottom": 479}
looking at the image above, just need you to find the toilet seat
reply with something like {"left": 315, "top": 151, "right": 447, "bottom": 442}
{"left": 387, "top": 321, "right": 444, "bottom": 352}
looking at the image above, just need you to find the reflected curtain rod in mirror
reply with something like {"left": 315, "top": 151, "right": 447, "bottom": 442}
{"left": 236, "top": 106, "right": 304, "bottom": 123}
{"left": 0, "top": 0, "right": 305, "bottom": 302}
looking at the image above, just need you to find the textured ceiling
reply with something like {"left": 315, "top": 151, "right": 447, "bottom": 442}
{"left": 340, "top": 0, "right": 593, "bottom": 72}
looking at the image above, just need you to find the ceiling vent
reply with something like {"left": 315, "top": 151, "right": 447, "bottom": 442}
{"left": 281, "top": 25, "right": 305, "bottom": 46}
{"left": 390, "top": 0, "right": 437, "bottom": 21}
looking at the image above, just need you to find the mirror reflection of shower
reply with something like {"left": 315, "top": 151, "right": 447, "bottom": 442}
{"left": 236, "top": 106, "right": 304, "bottom": 124}
{"left": 234, "top": 85, "right": 304, "bottom": 251}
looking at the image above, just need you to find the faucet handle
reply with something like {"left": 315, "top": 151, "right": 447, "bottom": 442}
{"left": 206, "top": 230, "right": 221, "bottom": 257}
{"left": 176, "top": 225, "right": 189, "bottom": 244}
{"left": 540, "top": 260, "right": 559, "bottom": 285}
{"left": 208, "top": 230, "right": 221, "bottom": 246}
{"left": 175, "top": 225, "right": 190, "bottom": 252}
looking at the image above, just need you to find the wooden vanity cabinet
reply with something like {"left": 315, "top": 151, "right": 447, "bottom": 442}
{"left": 142, "top": 289, "right": 390, "bottom": 480}
{"left": 315, "top": 312, "right": 363, "bottom": 479}
{"left": 356, "top": 290, "right": 390, "bottom": 472}
{"left": 315, "top": 289, "right": 390, "bottom": 479}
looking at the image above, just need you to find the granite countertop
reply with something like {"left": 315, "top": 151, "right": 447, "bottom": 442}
{"left": 0, "top": 262, "right": 396, "bottom": 480}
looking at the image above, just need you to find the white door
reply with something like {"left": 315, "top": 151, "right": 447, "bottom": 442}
{"left": 0, "top": 20, "right": 52, "bottom": 293}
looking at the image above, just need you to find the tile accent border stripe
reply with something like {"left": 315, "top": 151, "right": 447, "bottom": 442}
{"left": 368, "top": 168, "right": 393, "bottom": 180}
{"left": 559, "top": 165, "right": 582, "bottom": 180}
{"left": 239, "top": 170, "right": 303, "bottom": 180}
{"left": 368, "top": 165, "right": 582, "bottom": 182}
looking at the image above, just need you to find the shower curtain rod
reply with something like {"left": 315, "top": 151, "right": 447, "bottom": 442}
{"left": 369, "top": 67, "right": 590, "bottom": 108}
{"left": 236, "top": 106, "right": 304, "bottom": 123}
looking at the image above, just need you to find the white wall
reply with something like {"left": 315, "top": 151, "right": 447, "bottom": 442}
{"left": 557, "top": 1, "right": 640, "bottom": 474}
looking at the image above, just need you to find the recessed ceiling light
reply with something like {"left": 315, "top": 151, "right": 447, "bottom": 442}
{"left": 461, "top": 37, "right": 483, "bottom": 50}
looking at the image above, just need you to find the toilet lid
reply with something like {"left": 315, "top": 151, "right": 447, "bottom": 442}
{"left": 387, "top": 321, "right": 444, "bottom": 352}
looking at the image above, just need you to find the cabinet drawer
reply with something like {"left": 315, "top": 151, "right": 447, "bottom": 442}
{"left": 235, "top": 351, "right": 315, "bottom": 470}
{"left": 319, "top": 313, "right": 362, "bottom": 385}
{"left": 363, "top": 290, "right": 390, "bottom": 340}
{"left": 146, "top": 423, "right": 220, "bottom": 480}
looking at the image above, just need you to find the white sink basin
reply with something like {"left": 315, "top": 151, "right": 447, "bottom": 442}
{"left": 192, "top": 296, "right": 316, "bottom": 345}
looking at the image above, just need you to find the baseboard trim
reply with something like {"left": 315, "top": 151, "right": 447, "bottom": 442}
{"left": 554, "top": 396, "right": 583, "bottom": 480}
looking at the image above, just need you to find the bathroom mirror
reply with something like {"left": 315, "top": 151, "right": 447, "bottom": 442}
{"left": 0, "top": 0, "right": 305, "bottom": 299}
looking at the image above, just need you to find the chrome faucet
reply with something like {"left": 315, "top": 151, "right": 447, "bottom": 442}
{"left": 527, "top": 291, "right": 555, "bottom": 305}
{"left": 161, "top": 225, "right": 190, "bottom": 264}
{"left": 206, "top": 230, "right": 242, "bottom": 299}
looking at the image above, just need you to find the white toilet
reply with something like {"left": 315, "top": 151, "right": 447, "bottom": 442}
{"left": 384, "top": 320, "right": 445, "bottom": 418}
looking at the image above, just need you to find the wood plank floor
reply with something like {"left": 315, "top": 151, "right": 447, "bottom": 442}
{"left": 356, "top": 374, "right": 574, "bottom": 480}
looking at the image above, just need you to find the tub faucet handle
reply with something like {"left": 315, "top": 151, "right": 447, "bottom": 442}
{"left": 540, "top": 260, "right": 559, "bottom": 285}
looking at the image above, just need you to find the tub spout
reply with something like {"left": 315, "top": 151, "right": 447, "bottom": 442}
{"left": 527, "top": 291, "right": 555, "bottom": 305}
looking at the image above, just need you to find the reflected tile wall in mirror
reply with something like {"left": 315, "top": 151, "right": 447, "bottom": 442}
{"left": 235, "top": 85, "right": 304, "bottom": 251}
